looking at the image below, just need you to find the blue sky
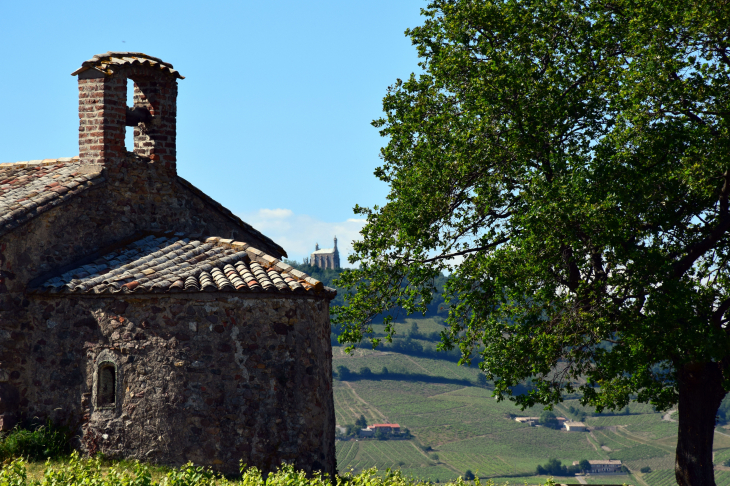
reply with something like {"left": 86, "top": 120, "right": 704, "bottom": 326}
{"left": 0, "top": 1, "right": 427, "bottom": 264}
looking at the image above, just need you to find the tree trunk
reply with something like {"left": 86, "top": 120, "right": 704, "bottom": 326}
{"left": 676, "top": 362, "right": 727, "bottom": 486}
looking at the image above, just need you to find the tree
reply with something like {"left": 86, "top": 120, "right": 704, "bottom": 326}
{"left": 409, "top": 321, "right": 421, "bottom": 338}
{"left": 540, "top": 410, "right": 560, "bottom": 429}
{"left": 336, "top": 365, "right": 350, "bottom": 381}
{"left": 355, "top": 415, "right": 368, "bottom": 429}
{"left": 375, "top": 427, "right": 389, "bottom": 440}
{"left": 536, "top": 459, "right": 569, "bottom": 476}
{"left": 463, "top": 470, "right": 475, "bottom": 481}
{"left": 476, "top": 373, "right": 488, "bottom": 387}
{"left": 579, "top": 460, "right": 591, "bottom": 474}
{"left": 333, "top": 1, "right": 730, "bottom": 485}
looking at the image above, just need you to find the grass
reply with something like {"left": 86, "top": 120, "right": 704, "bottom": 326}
{"left": 367, "top": 317, "right": 448, "bottom": 339}
{"left": 607, "top": 444, "right": 668, "bottom": 462}
{"left": 0, "top": 421, "right": 73, "bottom": 462}
{"left": 336, "top": 440, "right": 455, "bottom": 482}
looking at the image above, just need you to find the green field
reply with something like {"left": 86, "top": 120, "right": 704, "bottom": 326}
{"left": 332, "top": 336, "right": 730, "bottom": 486}
{"left": 336, "top": 440, "right": 455, "bottom": 481}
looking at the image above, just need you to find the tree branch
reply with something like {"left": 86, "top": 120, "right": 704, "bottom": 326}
{"left": 674, "top": 171, "right": 730, "bottom": 277}
{"left": 405, "top": 237, "right": 510, "bottom": 264}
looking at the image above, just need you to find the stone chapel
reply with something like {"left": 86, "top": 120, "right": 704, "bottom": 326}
{"left": 0, "top": 52, "right": 335, "bottom": 475}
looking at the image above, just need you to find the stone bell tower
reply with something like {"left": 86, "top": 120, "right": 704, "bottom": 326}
{"left": 72, "top": 52, "right": 184, "bottom": 176}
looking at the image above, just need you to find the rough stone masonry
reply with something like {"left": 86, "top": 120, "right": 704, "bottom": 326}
{"left": 0, "top": 52, "right": 336, "bottom": 475}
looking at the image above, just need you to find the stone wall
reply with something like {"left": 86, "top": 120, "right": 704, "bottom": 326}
{"left": 0, "top": 155, "right": 292, "bottom": 458}
{"left": 22, "top": 292, "right": 335, "bottom": 475}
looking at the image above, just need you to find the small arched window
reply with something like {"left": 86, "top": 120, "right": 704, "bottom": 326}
{"left": 97, "top": 363, "right": 116, "bottom": 407}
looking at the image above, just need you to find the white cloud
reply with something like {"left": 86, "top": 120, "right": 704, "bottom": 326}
{"left": 258, "top": 208, "right": 293, "bottom": 219}
{"left": 237, "top": 209, "right": 366, "bottom": 267}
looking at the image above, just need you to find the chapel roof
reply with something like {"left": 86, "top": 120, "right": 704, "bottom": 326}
{"left": 71, "top": 52, "right": 184, "bottom": 78}
{"left": 0, "top": 156, "right": 286, "bottom": 257}
{"left": 34, "top": 233, "right": 335, "bottom": 298}
{"left": 311, "top": 248, "right": 336, "bottom": 255}
{"left": 0, "top": 158, "right": 104, "bottom": 238}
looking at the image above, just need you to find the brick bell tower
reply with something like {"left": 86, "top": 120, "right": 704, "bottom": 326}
{"left": 72, "top": 52, "right": 184, "bottom": 176}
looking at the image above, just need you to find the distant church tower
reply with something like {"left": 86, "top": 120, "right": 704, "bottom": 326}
{"left": 311, "top": 236, "right": 340, "bottom": 269}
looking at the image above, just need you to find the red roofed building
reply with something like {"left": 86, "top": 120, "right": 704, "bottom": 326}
{"left": 370, "top": 424, "right": 401, "bottom": 433}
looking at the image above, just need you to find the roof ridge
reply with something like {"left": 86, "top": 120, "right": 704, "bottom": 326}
{"left": 72, "top": 52, "right": 184, "bottom": 79}
{"left": 34, "top": 233, "right": 334, "bottom": 298}
{"left": 0, "top": 156, "right": 79, "bottom": 168}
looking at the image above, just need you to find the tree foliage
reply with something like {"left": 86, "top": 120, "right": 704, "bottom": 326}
{"left": 334, "top": 0, "right": 730, "bottom": 412}
{"left": 536, "top": 459, "right": 578, "bottom": 476}
{"left": 539, "top": 410, "right": 560, "bottom": 430}
{"left": 333, "top": 1, "right": 730, "bottom": 484}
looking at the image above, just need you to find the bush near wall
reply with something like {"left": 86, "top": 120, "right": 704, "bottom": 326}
{"left": 0, "top": 453, "right": 567, "bottom": 486}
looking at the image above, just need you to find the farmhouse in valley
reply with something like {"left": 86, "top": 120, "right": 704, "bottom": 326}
{"left": 573, "top": 460, "right": 623, "bottom": 474}
{"left": 0, "top": 52, "right": 336, "bottom": 475}
{"left": 564, "top": 421, "right": 587, "bottom": 431}
{"left": 514, "top": 416, "right": 540, "bottom": 426}
{"left": 370, "top": 423, "right": 400, "bottom": 433}
{"left": 358, "top": 423, "right": 401, "bottom": 437}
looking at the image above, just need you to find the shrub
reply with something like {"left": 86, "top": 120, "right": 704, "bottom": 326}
{"left": 336, "top": 366, "right": 351, "bottom": 380}
{"left": 536, "top": 459, "right": 570, "bottom": 476}
{"left": 641, "top": 466, "right": 652, "bottom": 473}
{"left": 539, "top": 410, "right": 560, "bottom": 429}
{"left": 0, "top": 420, "right": 73, "bottom": 461}
{"left": 463, "top": 470, "right": 475, "bottom": 480}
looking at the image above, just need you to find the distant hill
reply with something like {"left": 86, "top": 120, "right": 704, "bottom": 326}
{"left": 284, "top": 260, "right": 450, "bottom": 318}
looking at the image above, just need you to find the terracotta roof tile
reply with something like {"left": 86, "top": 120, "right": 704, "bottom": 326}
{"left": 0, "top": 158, "right": 104, "bottom": 238}
{"left": 36, "top": 234, "right": 335, "bottom": 299}
{"left": 71, "top": 52, "right": 184, "bottom": 79}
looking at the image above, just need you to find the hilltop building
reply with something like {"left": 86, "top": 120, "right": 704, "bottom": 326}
{"left": 310, "top": 237, "right": 341, "bottom": 269}
{"left": 0, "top": 52, "right": 336, "bottom": 475}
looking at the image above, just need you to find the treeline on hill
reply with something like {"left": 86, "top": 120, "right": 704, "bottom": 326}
{"left": 536, "top": 459, "right": 591, "bottom": 477}
{"left": 283, "top": 261, "right": 450, "bottom": 319}
{"left": 342, "top": 321, "right": 465, "bottom": 364}
{"left": 334, "top": 364, "right": 489, "bottom": 388}
{"left": 285, "top": 261, "right": 468, "bottom": 363}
